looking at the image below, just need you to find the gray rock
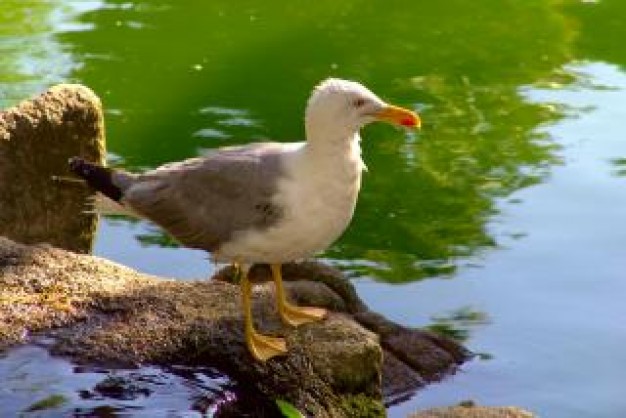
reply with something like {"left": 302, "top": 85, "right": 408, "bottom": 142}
{"left": 0, "top": 84, "right": 105, "bottom": 253}
{"left": 0, "top": 235, "right": 471, "bottom": 417}
{"left": 410, "top": 403, "right": 536, "bottom": 418}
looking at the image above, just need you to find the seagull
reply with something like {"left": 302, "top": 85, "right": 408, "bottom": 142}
{"left": 69, "top": 78, "right": 420, "bottom": 362}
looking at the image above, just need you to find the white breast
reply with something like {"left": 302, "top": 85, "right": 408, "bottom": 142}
{"left": 216, "top": 139, "right": 364, "bottom": 263}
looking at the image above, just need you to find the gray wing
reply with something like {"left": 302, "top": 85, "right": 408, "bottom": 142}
{"left": 120, "top": 142, "right": 288, "bottom": 251}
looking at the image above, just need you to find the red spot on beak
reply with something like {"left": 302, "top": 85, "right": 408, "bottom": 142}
{"left": 376, "top": 105, "right": 421, "bottom": 129}
{"left": 401, "top": 117, "right": 417, "bottom": 127}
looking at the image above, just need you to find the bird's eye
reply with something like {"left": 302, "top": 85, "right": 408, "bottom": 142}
{"left": 352, "top": 98, "right": 367, "bottom": 108}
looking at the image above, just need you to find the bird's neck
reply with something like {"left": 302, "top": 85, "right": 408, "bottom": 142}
{"left": 302, "top": 115, "right": 366, "bottom": 181}
{"left": 305, "top": 131, "right": 361, "bottom": 161}
{"left": 302, "top": 126, "right": 365, "bottom": 181}
{"left": 305, "top": 118, "right": 360, "bottom": 153}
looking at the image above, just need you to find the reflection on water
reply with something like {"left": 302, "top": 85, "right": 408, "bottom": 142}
{"left": 0, "top": 0, "right": 102, "bottom": 108}
{"left": 384, "top": 59, "right": 626, "bottom": 418}
{"left": 57, "top": 0, "right": 573, "bottom": 283}
{"left": 427, "top": 306, "right": 490, "bottom": 344}
{"left": 0, "top": 344, "right": 232, "bottom": 417}
{"left": 3, "top": 0, "right": 626, "bottom": 417}
{"left": 564, "top": 0, "right": 626, "bottom": 71}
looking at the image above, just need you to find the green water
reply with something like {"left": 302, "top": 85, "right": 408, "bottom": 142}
{"left": 71, "top": 0, "right": 568, "bottom": 280}
{"left": 2, "top": 1, "right": 626, "bottom": 416}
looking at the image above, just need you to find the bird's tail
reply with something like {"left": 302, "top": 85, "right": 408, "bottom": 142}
{"left": 68, "top": 157, "right": 123, "bottom": 202}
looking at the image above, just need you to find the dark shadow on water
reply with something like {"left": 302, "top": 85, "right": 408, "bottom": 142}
{"left": 0, "top": 343, "right": 283, "bottom": 417}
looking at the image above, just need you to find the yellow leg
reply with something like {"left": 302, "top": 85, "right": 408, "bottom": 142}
{"left": 271, "top": 264, "right": 327, "bottom": 327}
{"left": 237, "top": 263, "right": 287, "bottom": 362}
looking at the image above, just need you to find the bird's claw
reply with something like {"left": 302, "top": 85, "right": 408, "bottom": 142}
{"left": 247, "top": 330, "right": 288, "bottom": 362}
{"left": 280, "top": 303, "right": 327, "bottom": 327}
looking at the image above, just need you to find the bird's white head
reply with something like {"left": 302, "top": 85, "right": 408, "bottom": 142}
{"left": 305, "top": 78, "right": 420, "bottom": 143}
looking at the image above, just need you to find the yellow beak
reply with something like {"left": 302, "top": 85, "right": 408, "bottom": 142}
{"left": 375, "top": 104, "right": 421, "bottom": 129}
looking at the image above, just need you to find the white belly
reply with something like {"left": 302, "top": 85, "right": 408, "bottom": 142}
{"left": 216, "top": 142, "right": 364, "bottom": 263}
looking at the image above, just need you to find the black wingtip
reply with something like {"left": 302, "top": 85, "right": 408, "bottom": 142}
{"left": 68, "top": 156, "right": 87, "bottom": 176}
{"left": 68, "top": 157, "right": 123, "bottom": 202}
